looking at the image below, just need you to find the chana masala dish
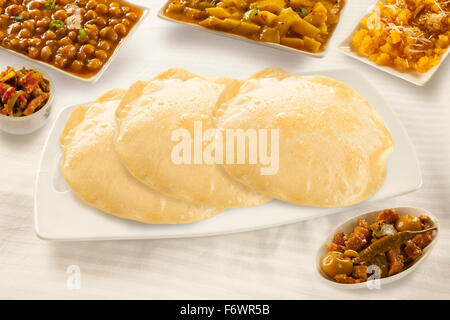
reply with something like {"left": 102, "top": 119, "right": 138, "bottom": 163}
{"left": 321, "top": 209, "right": 436, "bottom": 284}
{"left": 351, "top": 0, "right": 450, "bottom": 73}
{"left": 0, "top": 66, "right": 50, "bottom": 117}
{"left": 164, "top": 0, "right": 346, "bottom": 53}
{"left": 0, "top": 0, "right": 143, "bottom": 78}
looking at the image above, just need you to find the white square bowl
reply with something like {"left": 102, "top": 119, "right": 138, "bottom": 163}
{"left": 338, "top": 4, "right": 450, "bottom": 86}
{"left": 157, "top": 1, "right": 349, "bottom": 58}
{"left": 0, "top": 1, "right": 149, "bottom": 83}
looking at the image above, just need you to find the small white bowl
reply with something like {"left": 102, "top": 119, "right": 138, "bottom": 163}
{"left": 338, "top": 4, "right": 450, "bottom": 86}
{"left": 315, "top": 207, "right": 439, "bottom": 289}
{"left": 0, "top": 65, "right": 54, "bottom": 135}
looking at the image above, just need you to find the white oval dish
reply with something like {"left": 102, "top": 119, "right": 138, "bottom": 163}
{"left": 0, "top": 64, "right": 54, "bottom": 135}
{"left": 315, "top": 207, "right": 439, "bottom": 289}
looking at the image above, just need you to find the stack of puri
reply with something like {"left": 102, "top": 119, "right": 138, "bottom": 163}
{"left": 60, "top": 67, "right": 393, "bottom": 224}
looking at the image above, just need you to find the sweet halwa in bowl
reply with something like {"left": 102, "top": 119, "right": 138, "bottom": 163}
{"left": 338, "top": 0, "right": 449, "bottom": 85}
{"left": 352, "top": 0, "right": 449, "bottom": 73}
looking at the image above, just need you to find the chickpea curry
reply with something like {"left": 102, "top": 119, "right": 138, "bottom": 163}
{"left": 321, "top": 209, "right": 436, "bottom": 284}
{"left": 0, "top": 0, "right": 142, "bottom": 78}
{"left": 352, "top": 0, "right": 450, "bottom": 73}
{"left": 164, "top": 0, "right": 346, "bottom": 53}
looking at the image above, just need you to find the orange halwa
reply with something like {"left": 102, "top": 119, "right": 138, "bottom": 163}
{"left": 351, "top": 0, "right": 449, "bottom": 73}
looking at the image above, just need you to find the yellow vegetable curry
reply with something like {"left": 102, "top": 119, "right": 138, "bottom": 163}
{"left": 164, "top": 0, "right": 345, "bottom": 53}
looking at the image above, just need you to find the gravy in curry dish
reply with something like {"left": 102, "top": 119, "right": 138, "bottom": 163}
{"left": 0, "top": 0, "right": 142, "bottom": 78}
{"left": 164, "top": 0, "right": 345, "bottom": 53}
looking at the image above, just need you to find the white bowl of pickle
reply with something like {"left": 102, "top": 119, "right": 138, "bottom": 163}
{"left": 316, "top": 207, "right": 439, "bottom": 289}
{"left": 0, "top": 65, "right": 54, "bottom": 135}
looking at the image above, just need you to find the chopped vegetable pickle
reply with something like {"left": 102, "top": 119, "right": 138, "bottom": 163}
{"left": 0, "top": 66, "right": 50, "bottom": 117}
{"left": 322, "top": 208, "right": 436, "bottom": 284}
{"left": 164, "top": 0, "right": 346, "bottom": 53}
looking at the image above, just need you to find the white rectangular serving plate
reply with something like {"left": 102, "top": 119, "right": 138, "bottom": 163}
{"left": 0, "top": 1, "right": 149, "bottom": 83}
{"left": 157, "top": 1, "right": 349, "bottom": 58}
{"left": 338, "top": 4, "right": 450, "bottom": 86}
{"left": 34, "top": 69, "right": 422, "bottom": 241}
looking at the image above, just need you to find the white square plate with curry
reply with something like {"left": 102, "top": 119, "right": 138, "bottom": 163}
{"left": 338, "top": 2, "right": 450, "bottom": 86}
{"left": 0, "top": 0, "right": 149, "bottom": 83}
{"left": 157, "top": 0, "right": 348, "bottom": 57}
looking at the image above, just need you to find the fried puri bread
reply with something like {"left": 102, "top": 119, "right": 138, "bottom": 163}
{"left": 214, "top": 67, "right": 394, "bottom": 207}
{"left": 114, "top": 68, "right": 269, "bottom": 208}
{"left": 60, "top": 89, "right": 221, "bottom": 224}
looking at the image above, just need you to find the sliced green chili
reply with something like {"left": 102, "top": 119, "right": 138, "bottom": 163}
{"left": 245, "top": 8, "right": 260, "bottom": 20}
{"left": 49, "top": 20, "right": 64, "bottom": 30}
{"left": 296, "top": 8, "right": 308, "bottom": 18}
{"left": 45, "top": 0, "right": 56, "bottom": 10}
{"left": 78, "top": 28, "right": 88, "bottom": 40}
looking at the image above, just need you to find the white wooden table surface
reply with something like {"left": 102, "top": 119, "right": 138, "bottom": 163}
{"left": 0, "top": 0, "right": 449, "bottom": 299}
